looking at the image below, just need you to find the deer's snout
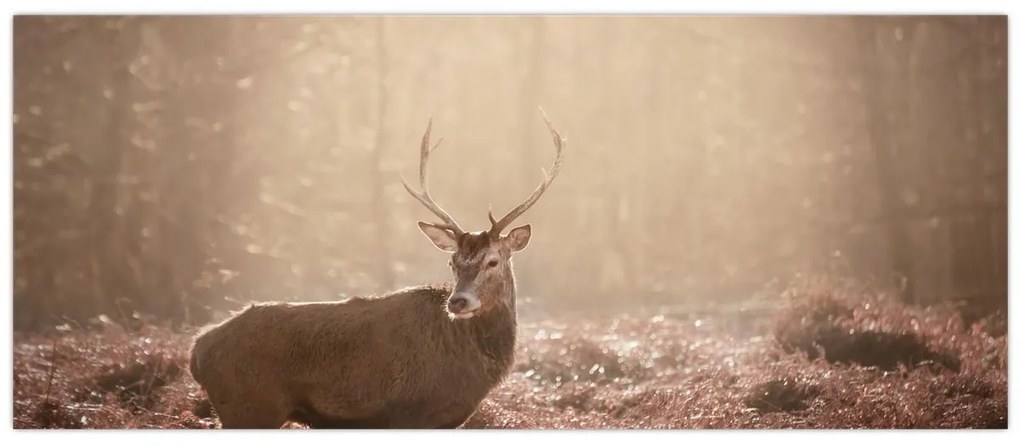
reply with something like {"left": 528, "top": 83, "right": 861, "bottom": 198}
{"left": 447, "top": 292, "right": 481, "bottom": 319}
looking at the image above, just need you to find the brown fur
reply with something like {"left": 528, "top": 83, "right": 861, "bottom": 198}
{"left": 189, "top": 231, "right": 521, "bottom": 429}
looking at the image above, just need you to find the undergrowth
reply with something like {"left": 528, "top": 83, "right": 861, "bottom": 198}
{"left": 14, "top": 278, "right": 1007, "bottom": 429}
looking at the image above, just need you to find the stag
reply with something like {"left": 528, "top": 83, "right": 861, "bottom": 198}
{"left": 189, "top": 111, "right": 565, "bottom": 429}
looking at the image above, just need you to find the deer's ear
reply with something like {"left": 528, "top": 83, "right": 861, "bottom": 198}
{"left": 418, "top": 221, "right": 458, "bottom": 252}
{"left": 505, "top": 224, "right": 532, "bottom": 252}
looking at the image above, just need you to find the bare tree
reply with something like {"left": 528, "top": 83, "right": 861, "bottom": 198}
{"left": 371, "top": 16, "right": 396, "bottom": 291}
{"left": 852, "top": 17, "right": 916, "bottom": 303}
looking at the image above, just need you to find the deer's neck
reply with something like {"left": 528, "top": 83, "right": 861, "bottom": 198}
{"left": 462, "top": 272, "right": 518, "bottom": 378}
{"left": 499, "top": 270, "right": 518, "bottom": 317}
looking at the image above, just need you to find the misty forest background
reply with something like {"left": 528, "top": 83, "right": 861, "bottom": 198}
{"left": 12, "top": 16, "right": 1006, "bottom": 330}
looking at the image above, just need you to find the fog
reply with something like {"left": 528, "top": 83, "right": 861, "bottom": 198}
{"left": 12, "top": 15, "right": 1006, "bottom": 328}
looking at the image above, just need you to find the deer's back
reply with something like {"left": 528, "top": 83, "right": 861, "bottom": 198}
{"left": 190, "top": 285, "right": 448, "bottom": 384}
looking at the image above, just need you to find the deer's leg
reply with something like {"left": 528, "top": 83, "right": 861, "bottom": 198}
{"left": 212, "top": 393, "right": 289, "bottom": 429}
{"left": 386, "top": 401, "right": 478, "bottom": 429}
{"left": 436, "top": 405, "right": 480, "bottom": 429}
{"left": 217, "top": 405, "right": 289, "bottom": 429}
{"left": 305, "top": 417, "right": 390, "bottom": 429}
{"left": 386, "top": 401, "right": 436, "bottom": 429}
{"left": 437, "top": 415, "right": 472, "bottom": 429}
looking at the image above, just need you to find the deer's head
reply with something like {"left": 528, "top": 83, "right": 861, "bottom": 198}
{"left": 402, "top": 111, "right": 565, "bottom": 320}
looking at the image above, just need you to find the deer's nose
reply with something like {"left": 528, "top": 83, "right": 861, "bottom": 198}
{"left": 447, "top": 292, "right": 481, "bottom": 318}
{"left": 448, "top": 296, "right": 470, "bottom": 313}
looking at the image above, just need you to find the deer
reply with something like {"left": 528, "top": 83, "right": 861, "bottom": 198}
{"left": 188, "top": 111, "right": 565, "bottom": 429}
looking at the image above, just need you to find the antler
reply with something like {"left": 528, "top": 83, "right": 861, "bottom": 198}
{"left": 488, "top": 108, "right": 566, "bottom": 237}
{"left": 402, "top": 118, "right": 465, "bottom": 236}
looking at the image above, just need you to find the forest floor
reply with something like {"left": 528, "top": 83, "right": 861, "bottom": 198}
{"left": 13, "top": 282, "right": 1008, "bottom": 429}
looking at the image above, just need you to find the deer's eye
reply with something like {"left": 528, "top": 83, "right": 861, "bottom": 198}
{"left": 486, "top": 259, "right": 499, "bottom": 269}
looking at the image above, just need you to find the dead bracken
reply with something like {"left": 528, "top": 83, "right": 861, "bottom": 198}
{"left": 773, "top": 285, "right": 962, "bottom": 371}
{"left": 13, "top": 284, "right": 1007, "bottom": 429}
{"left": 743, "top": 377, "right": 818, "bottom": 413}
{"left": 95, "top": 356, "right": 184, "bottom": 411}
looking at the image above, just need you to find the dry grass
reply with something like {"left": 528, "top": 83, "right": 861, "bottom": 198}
{"left": 13, "top": 282, "right": 1007, "bottom": 429}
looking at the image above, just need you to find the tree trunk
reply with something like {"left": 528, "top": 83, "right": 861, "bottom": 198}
{"left": 370, "top": 16, "right": 395, "bottom": 291}
{"left": 853, "top": 18, "right": 915, "bottom": 303}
